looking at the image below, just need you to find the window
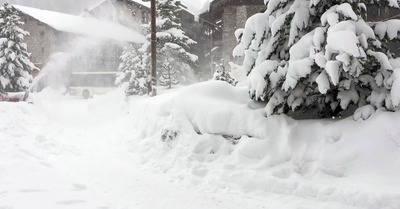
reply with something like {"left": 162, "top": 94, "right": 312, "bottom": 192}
{"left": 40, "top": 31, "right": 45, "bottom": 36}
{"left": 70, "top": 72, "right": 117, "bottom": 88}
{"left": 141, "top": 10, "right": 148, "bottom": 23}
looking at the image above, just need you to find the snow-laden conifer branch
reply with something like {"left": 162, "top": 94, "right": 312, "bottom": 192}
{"left": 236, "top": 0, "right": 400, "bottom": 119}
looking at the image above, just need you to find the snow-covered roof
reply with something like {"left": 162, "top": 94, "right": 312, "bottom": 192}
{"left": 88, "top": 0, "right": 109, "bottom": 11}
{"left": 180, "top": 5, "right": 195, "bottom": 16}
{"left": 198, "top": 0, "right": 212, "bottom": 14}
{"left": 127, "top": 0, "right": 193, "bottom": 15}
{"left": 13, "top": 5, "right": 145, "bottom": 43}
{"left": 127, "top": 0, "right": 151, "bottom": 8}
{"left": 89, "top": 0, "right": 150, "bottom": 11}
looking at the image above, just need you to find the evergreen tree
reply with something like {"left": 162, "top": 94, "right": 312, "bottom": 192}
{"left": 0, "top": 2, "right": 37, "bottom": 93}
{"left": 235, "top": 0, "right": 400, "bottom": 119}
{"left": 141, "top": 0, "right": 198, "bottom": 89}
{"left": 116, "top": 44, "right": 148, "bottom": 96}
{"left": 213, "top": 59, "right": 237, "bottom": 86}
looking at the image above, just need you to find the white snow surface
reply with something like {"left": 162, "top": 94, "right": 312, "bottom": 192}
{"left": 327, "top": 21, "right": 360, "bottom": 57}
{"left": 1, "top": 81, "right": 400, "bottom": 209}
{"left": 374, "top": 19, "right": 400, "bottom": 40}
{"left": 13, "top": 5, "right": 145, "bottom": 43}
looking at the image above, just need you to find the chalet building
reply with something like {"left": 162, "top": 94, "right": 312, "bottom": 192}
{"left": 199, "top": 0, "right": 266, "bottom": 69}
{"left": 12, "top": 4, "right": 144, "bottom": 89}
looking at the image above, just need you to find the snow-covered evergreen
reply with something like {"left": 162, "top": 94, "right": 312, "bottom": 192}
{"left": 213, "top": 59, "right": 238, "bottom": 86}
{"left": 116, "top": 44, "right": 148, "bottom": 96}
{"left": 235, "top": 0, "right": 400, "bottom": 119}
{"left": 0, "top": 2, "right": 37, "bottom": 93}
{"left": 141, "top": 0, "right": 198, "bottom": 89}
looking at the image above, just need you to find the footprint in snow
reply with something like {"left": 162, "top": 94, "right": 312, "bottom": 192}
{"left": 18, "top": 189, "right": 47, "bottom": 193}
{"left": 56, "top": 200, "right": 86, "bottom": 205}
{"left": 19, "top": 149, "right": 44, "bottom": 161}
{"left": 72, "top": 183, "right": 87, "bottom": 191}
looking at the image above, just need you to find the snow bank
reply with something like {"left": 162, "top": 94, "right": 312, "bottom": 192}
{"left": 2, "top": 82, "right": 400, "bottom": 208}
{"left": 126, "top": 81, "right": 400, "bottom": 209}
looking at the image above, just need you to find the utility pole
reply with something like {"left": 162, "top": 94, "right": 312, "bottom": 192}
{"left": 150, "top": 0, "right": 157, "bottom": 96}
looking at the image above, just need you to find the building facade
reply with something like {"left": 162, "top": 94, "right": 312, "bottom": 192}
{"left": 367, "top": 5, "right": 400, "bottom": 21}
{"left": 19, "top": 13, "right": 60, "bottom": 72}
{"left": 367, "top": 5, "right": 400, "bottom": 56}
{"left": 199, "top": 0, "right": 266, "bottom": 69}
{"left": 86, "top": 0, "right": 151, "bottom": 34}
{"left": 13, "top": 4, "right": 144, "bottom": 90}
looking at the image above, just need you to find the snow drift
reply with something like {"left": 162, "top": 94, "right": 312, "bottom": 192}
{"left": 126, "top": 81, "right": 400, "bottom": 209}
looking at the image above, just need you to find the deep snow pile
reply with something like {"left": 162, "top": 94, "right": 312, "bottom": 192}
{"left": 127, "top": 81, "right": 400, "bottom": 208}
{"left": 1, "top": 81, "right": 400, "bottom": 209}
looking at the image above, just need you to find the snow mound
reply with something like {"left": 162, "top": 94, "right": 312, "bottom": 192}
{"left": 126, "top": 81, "right": 400, "bottom": 209}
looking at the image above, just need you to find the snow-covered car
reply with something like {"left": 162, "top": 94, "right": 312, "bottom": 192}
{"left": 0, "top": 92, "right": 29, "bottom": 102}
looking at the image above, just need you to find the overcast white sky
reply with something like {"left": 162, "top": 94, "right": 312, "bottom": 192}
{"left": 0, "top": 0, "right": 209, "bottom": 14}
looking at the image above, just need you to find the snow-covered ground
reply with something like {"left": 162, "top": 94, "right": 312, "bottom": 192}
{"left": 1, "top": 81, "right": 400, "bottom": 209}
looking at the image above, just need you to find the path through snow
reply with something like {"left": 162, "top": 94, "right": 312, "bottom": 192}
{"left": 0, "top": 94, "right": 272, "bottom": 209}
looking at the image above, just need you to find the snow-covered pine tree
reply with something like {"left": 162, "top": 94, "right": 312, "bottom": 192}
{"left": 234, "top": 0, "right": 400, "bottom": 119}
{"left": 213, "top": 59, "right": 238, "bottom": 86}
{"left": 141, "top": 0, "right": 198, "bottom": 89}
{"left": 116, "top": 44, "right": 148, "bottom": 96}
{"left": 0, "top": 2, "right": 37, "bottom": 93}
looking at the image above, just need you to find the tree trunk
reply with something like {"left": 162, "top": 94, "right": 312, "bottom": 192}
{"left": 150, "top": 0, "right": 157, "bottom": 96}
{"left": 168, "top": 67, "right": 171, "bottom": 89}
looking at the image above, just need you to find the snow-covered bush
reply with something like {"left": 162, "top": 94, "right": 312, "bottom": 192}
{"left": 0, "top": 2, "right": 38, "bottom": 93}
{"left": 235, "top": 0, "right": 400, "bottom": 119}
{"left": 116, "top": 44, "right": 148, "bottom": 96}
{"left": 213, "top": 59, "right": 238, "bottom": 86}
{"left": 161, "top": 129, "right": 178, "bottom": 142}
{"left": 141, "top": 0, "right": 198, "bottom": 89}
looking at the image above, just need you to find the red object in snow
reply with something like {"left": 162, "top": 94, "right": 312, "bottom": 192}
{"left": 0, "top": 92, "right": 29, "bottom": 102}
